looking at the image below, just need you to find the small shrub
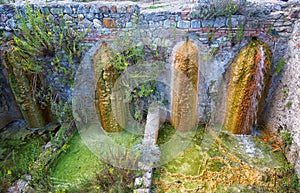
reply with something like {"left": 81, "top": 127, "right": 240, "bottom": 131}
{"left": 235, "top": 23, "right": 244, "bottom": 43}
{"left": 279, "top": 131, "right": 292, "bottom": 149}
{"left": 90, "top": 145, "right": 142, "bottom": 192}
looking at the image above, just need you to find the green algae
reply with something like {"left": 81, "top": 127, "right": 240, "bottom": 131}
{"left": 50, "top": 130, "right": 144, "bottom": 190}
{"left": 51, "top": 131, "right": 101, "bottom": 188}
{"left": 152, "top": 128, "right": 294, "bottom": 192}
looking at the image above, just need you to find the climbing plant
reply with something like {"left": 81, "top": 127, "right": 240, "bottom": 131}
{"left": 1, "top": 3, "right": 89, "bottom": 127}
{"left": 96, "top": 25, "right": 168, "bottom": 125}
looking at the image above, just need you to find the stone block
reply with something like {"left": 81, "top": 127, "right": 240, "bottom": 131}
{"left": 63, "top": 5, "right": 72, "bottom": 14}
{"left": 126, "top": 22, "right": 132, "bottom": 28}
{"left": 86, "top": 13, "right": 94, "bottom": 21}
{"left": 177, "top": 20, "right": 190, "bottom": 29}
{"left": 202, "top": 19, "right": 214, "bottom": 28}
{"left": 227, "top": 15, "right": 245, "bottom": 28}
{"left": 99, "top": 6, "right": 109, "bottom": 14}
{"left": 93, "top": 19, "right": 102, "bottom": 29}
{"left": 90, "top": 5, "right": 100, "bottom": 14}
{"left": 214, "top": 17, "right": 227, "bottom": 28}
{"left": 110, "top": 5, "right": 117, "bottom": 13}
{"left": 103, "top": 18, "right": 115, "bottom": 28}
{"left": 163, "top": 20, "right": 176, "bottom": 28}
{"left": 191, "top": 20, "right": 201, "bottom": 29}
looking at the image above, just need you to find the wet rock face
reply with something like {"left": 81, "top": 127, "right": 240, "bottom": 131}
{"left": 223, "top": 40, "right": 271, "bottom": 134}
{"left": 93, "top": 42, "right": 126, "bottom": 132}
{"left": 171, "top": 40, "right": 199, "bottom": 132}
{"left": 0, "top": 61, "right": 22, "bottom": 129}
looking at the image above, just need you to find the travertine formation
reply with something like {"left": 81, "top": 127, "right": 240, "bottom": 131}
{"left": 223, "top": 40, "right": 271, "bottom": 134}
{"left": 171, "top": 40, "right": 199, "bottom": 132}
{"left": 93, "top": 42, "right": 127, "bottom": 132}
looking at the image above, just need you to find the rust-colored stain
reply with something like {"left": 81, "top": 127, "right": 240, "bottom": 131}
{"left": 172, "top": 40, "right": 199, "bottom": 132}
{"left": 111, "top": 5, "right": 117, "bottom": 13}
{"left": 93, "top": 42, "right": 125, "bottom": 132}
{"left": 223, "top": 40, "right": 271, "bottom": 134}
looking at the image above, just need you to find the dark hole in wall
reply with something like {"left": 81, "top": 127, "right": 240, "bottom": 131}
{"left": 0, "top": 59, "right": 22, "bottom": 129}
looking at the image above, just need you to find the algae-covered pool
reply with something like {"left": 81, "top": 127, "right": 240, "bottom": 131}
{"left": 50, "top": 124, "right": 298, "bottom": 192}
{"left": 152, "top": 127, "right": 297, "bottom": 192}
{"left": 50, "top": 130, "right": 143, "bottom": 190}
{"left": 51, "top": 131, "right": 101, "bottom": 189}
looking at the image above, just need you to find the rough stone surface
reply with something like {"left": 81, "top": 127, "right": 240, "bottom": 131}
{"left": 7, "top": 174, "right": 33, "bottom": 193}
{"left": 263, "top": 18, "right": 300, "bottom": 179}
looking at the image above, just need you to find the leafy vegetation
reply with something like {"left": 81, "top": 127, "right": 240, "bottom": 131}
{"left": 0, "top": 3, "right": 89, "bottom": 191}
{"left": 279, "top": 131, "right": 293, "bottom": 149}
{"left": 276, "top": 162, "right": 300, "bottom": 192}
{"left": 275, "top": 58, "right": 286, "bottom": 75}
{"left": 0, "top": 130, "right": 50, "bottom": 192}
{"left": 0, "top": 0, "right": 11, "bottom": 4}
{"left": 1, "top": 3, "right": 89, "bottom": 127}
{"left": 285, "top": 101, "right": 292, "bottom": 108}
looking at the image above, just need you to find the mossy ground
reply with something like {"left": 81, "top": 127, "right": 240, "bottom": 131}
{"left": 50, "top": 130, "right": 143, "bottom": 191}
{"left": 49, "top": 123, "right": 299, "bottom": 192}
{"left": 0, "top": 123, "right": 49, "bottom": 192}
{"left": 50, "top": 131, "right": 101, "bottom": 189}
{"left": 152, "top": 125, "right": 299, "bottom": 192}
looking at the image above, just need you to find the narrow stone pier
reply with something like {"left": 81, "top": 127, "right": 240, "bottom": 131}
{"left": 134, "top": 104, "right": 161, "bottom": 193}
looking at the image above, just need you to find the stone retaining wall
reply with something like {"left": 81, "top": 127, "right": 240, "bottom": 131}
{"left": 0, "top": 1, "right": 297, "bottom": 41}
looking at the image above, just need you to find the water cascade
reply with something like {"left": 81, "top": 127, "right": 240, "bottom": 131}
{"left": 93, "top": 42, "right": 128, "bottom": 132}
{"left": 171, "top": 40, "right": 199, "bottom": 132}
{"left": 223, "top": 39, "right": 271, "bottom": 134}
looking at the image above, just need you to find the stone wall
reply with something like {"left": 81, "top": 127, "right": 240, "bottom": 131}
{"left": 263, "top": 18, "right": 300, "bottom": 178}
{"left": 0, "top": 0, "right": 299, "bottom": 178}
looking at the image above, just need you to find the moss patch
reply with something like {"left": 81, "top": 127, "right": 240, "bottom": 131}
{"left": 153, "top": 128, "right": 297, "bottom": 192}
{"left": 0, "top": 123, "right": 49, "bottom": 192}
{"left": 51, "top": 131, "right": 101, "bottom": 188}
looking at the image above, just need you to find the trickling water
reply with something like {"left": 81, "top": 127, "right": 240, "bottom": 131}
{"left": 244, "top": 46, "right": 267, "bottom": 133}
{"left": 223, "top": 40, "right": 271, "bottom": 134}
{"left": 235, "top": 135, "right": 264, "bottom": 158}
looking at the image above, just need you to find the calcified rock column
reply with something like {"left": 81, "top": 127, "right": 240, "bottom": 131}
{"left": 93, "top": 42, "right": 127, "bottom": 132}
{"left": 223, "top": 39, "right": 271, "bottom": 134}
{"left": 2, "top": 50, "right": 49, "bottom": 128}
{"left": 171, "top": 40, "right": 199, "bottom": 132}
